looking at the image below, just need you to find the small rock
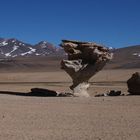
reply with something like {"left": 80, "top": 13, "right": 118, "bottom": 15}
{"left": 95, "top": 90, "right": 122, "bottom": 97}
{"left": 107, "top": 90, "right": 121, "bottom": 96}
{"left": 127, "top": 72, "right": 140, "bottom": 95}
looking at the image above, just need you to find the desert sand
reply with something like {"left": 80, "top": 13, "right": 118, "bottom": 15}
{"left": 0, "top": 69, "right": 139, "bottom": 140}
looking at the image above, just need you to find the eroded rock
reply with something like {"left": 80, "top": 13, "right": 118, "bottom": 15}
{"left": 60, "top": 40, "right": 113, "bottom": 97}
{"left": 127, "top": 72, "right": 140, "bottom": 95}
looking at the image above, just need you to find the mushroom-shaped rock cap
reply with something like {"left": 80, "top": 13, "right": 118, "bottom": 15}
{"left": 60, "top": 40, "right": 113, "bottom": 63}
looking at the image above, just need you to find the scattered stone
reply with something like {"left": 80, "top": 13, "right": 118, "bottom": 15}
{"left": 60, "top": 40, "right": 113, "bottom": 97}
{"left": 57, "top": 92, "right": 74, "bottom": 97}
{"left": 95, "top": 90, "right": 123, "bottom": 97}
{"left": 108, "top": 90, "right": 122, "bottom": 96}
{"left": 127, "top": 72, "right": 140, "bottom": 95}
{"left": 30, "top": 88, "right": 58, "bottom": 96}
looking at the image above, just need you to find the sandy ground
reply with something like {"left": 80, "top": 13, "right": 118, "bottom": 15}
{"left": 0, "top": 69, "right": 139, "bottom": 94}
{"left": 0, "top": 69, "right": 139, "bottom": 140}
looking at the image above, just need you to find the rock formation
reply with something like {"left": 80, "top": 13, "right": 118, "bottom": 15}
{"left": 60, "top": 40, "right": 113, "bottom": 97}
{"left": 127, "top": 72, "right": 140, "bottom": 95}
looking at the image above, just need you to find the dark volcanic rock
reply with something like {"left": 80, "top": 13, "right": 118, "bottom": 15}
{"left": 127, "top": 72, "right": 140, "bottom": 95}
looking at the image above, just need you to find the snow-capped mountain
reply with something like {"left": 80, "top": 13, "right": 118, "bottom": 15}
{"left": 0, "top": 38, "right": 139, "bottom": 72}
{"left": 0, "top": 38, "right": 64, "bottom": 57}
{"left": 34, "top": 41, "right": 57, "bottom": 56}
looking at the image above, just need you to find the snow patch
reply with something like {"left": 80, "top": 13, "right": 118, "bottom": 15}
{"left": 35, "top": 53, "right": 41, "bottom": 56}
{"left": 12, "top": 55, "right": 18, "bottom": 57}
{"left": 29, "top": 47, "right": 36, "bottom": 52}
{"left": 0, "top": 41, "right": 8, "bottom": 46}
{"left": 5, "top": 53, "right": 11, "bottom": 57}
{"left": 132, "top": 53, "right": 140, "bottom": 57}
{"left": 13, "top": 45, "right": 19, "bottom": 50}
{"left": 20, "top": 47, "right": 36, "bottom": 56}
{"left": 21, "top": 52, "right": 28, "bottom": 56}
{"left": 40, "top": 41, "right": 48, "bottom": 48}
{"left": 5, "top": 45, "right": 19, "bottom": 57}
{"left": 12, "top": 40, "right": 15, "bottom": 43}
{"left": 109, "top": 47, "right": 113, "bottom": 50}
{"left": 133, "top": 53, "right": 138, "bottom": 55}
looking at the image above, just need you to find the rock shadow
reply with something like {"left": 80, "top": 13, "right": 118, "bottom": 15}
{"left": 0, "top": 88, "right": 73, "bottom": 97}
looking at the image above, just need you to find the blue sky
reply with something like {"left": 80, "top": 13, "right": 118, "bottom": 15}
{"left": 0, "top": 0, "right": 140, "bottom": 48}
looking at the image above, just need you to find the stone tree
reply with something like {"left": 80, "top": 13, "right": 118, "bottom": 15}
{"left": 60, "top": 40, "right": 113, "bottom": 97}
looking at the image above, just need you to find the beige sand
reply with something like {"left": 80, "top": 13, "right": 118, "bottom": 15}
{"left": 0, "top": 69, "right": 139, "bottom": 140}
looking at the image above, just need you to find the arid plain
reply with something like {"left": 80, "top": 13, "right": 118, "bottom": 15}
{"left": 0, "top": 69, "right": 139, "bottom": 140}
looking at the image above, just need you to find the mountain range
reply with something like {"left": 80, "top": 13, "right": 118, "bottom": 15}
{"left": 0, "top": 38, "right": 64, "bottom": 57}
{"left": 0, "top": 37, "right": 139, "bottom": 71}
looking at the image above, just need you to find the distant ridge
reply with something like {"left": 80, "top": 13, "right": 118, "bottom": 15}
{"left": 0, "top": 37, "right": 139, "bottom": 71}
{"left": 105, "top": 45, "right": 140, "bottom": 69}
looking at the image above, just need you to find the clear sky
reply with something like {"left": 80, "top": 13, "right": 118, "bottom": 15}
{"left": 0, "top": 0, "right": 140, "bottom": 48}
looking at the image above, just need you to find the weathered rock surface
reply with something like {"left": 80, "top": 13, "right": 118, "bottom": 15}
{"left": 60, "top": 40, "right": 113, "bottom": 97}
{"left": 127, "top": 72, "right": 140, "bottom": 95}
